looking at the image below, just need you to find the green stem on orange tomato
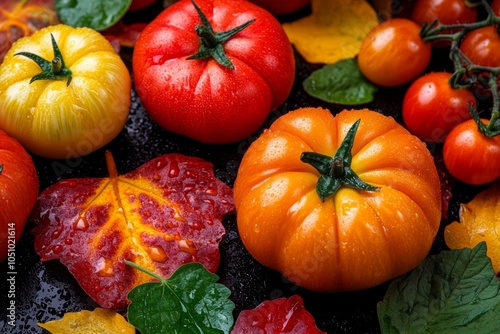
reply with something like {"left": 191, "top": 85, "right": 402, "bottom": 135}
{"left": 300, "top": 119, "right": 379, "bottom": 202}
{"left": 186, "top": 0, "right": 255, "bottom": 69}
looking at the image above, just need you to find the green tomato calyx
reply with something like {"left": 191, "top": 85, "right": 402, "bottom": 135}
{"left": 15, "top": 33, "right": 73, "bottom": 86}
{"left": 301, "top": 119, "right": 379, "bottom": 202}
{"left": 186, "top": 0, "right": 255, "bottom": 69}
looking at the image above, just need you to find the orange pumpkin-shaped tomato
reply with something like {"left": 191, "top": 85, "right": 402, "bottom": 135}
{"left": 234, "top": 107, "right": 442, "bottom": 292}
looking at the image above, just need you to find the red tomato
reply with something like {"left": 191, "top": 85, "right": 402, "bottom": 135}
{"left": 248, "top": 0, "right": 311, "bottom": 15}
{"left": 411, "top": 0, "right": 477, "bottom": 47}
{"left": 460, "top": 25, "right": 500, "bottom": 68}
{"left": 0, "top": 130, "right": 39, "bottom": 262}
{"left": 402, "top": 72, "right": 476, "bottom": 143}
{"left": 129, "top": 0, "right": 156, "bottom": 11}
{"left": 132, "top": 0, "right": 295, "bottom": 144}
{"left": 492, "top": 0, "right": 500, "bottom": 16}
{"left": 358, "top": 18, "right": 432, "bottom": 87}
{"left": 443, "top": 119, "right": 500, "bottom": 185}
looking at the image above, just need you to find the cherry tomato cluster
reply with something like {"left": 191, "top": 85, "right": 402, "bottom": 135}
{"left": 358, "top": 0, "right": 500, "bottom": 185}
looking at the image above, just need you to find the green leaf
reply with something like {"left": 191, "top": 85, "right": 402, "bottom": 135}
{"left": 55, "top": 0, "right": 132, "bottom": 31}
{"left": 303, "top": 58, "right": 378, "bottom": 105}
{"left": 377, "top": 242, "right": 500, "bottom": 334}
{"left": 126, "top": 262, "right": 235, "bottom": 334}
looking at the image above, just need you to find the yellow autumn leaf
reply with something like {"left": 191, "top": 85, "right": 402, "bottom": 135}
{"left": 282, "top": 0, "right": 379, "bottom": 64}
{"left": 444, "top": 181, "right": 500, "bottom": 274}
{"left": 38, "top": 308, "right": 135, "bottom": 334}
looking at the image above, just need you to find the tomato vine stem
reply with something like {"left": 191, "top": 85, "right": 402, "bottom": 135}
{"left": 186, "top": 0, "right": 255, "bottom": 69}
{"left": 300, "top": 119, "right": 379, "bottom": 202}
{"left": 420, "top": 0, "right": 500, "bottom": 137}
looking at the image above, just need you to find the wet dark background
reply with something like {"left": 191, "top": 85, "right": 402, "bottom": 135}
{"left": 0, "top": 1, "right": 486, "bottom": 333}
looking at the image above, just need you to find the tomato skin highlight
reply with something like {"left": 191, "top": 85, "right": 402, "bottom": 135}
{"left": 0, "top": 130, "right": 39, "bottom": 262}
{"left": 443, "top": 119, "right": 500, "bottom": 185}
{"left": 132, "top": 0, "right": 295, "bottom": 144}
{"left": 0, "top": 24, "right": 131, "bottom": 159}
{"left": 234, "top": 107, "right": 441, "bottom": 292}
{"left": 358, "top": 18, "right": 432, "bottom": 87}
{"left": 402, "top": 72, "right": 476, "bottom": 143}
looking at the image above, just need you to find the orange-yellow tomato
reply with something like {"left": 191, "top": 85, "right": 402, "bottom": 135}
{"left": 358, "top": 18, "right": 432, "bottom": 87}
{"left": 234, "top": 107, "right": 442, "bottom": 292}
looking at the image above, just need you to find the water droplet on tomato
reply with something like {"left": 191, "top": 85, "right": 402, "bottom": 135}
{"left": 147, "top": 245, "right": 168, "bottom": 263}
{"left": 168, "top": 163, "right": 180, "bottom": 177}
{"left": 178, "top": 239, "right": 196, "bottom": 255}
{"left": 74, "top": 217, "right": 89, "bottom": 231}
{"left": 95, "top": 257, "right": 114, "bottom": 277}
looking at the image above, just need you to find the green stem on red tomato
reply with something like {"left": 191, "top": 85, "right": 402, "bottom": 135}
{"left": 420, "top": 0, "right": 500, "bottom": 137}
{"left": 300, "top": 119, "right": 379, "bottom": 202}
{"left": 186, "top": 0, "right": 255, "bottom": 69}
{"left": 0, "top": 165, "right": 3, "bottom": 174}
{"left": 15, "top": 33, "right": 72, "bottom": 86}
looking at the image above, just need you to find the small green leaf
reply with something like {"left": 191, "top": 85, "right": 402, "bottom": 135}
{"left": 126, "top": 262, "right": 235, "bottom": 334}
{"left": 303, "top": 58, "right": 378, "bottom": 105}
{"left": 377, "top": 242, "right": 500, "bottom": 334}
{"left": 55, "top": 0, "right": 132, "bottom": 31}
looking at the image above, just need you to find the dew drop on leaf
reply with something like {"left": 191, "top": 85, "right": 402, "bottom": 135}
{"left": 147, "top": 245, "right": 168, "bottom": 263}
{"left": 178, "top": 239, "right": 196, "bottom": 255}
{"left": 95, "top": 257, "right": 114, "bottom": 277}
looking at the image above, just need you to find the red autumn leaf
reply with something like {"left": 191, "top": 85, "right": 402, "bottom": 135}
{"left": 102, "top": 21, "right": 148, "bottom": 53}
{"left": 31, "top": 152, "right": 234, "bottom": 310}
{"left": 231, "top": 295, "right": 326, "bottom": 334}
{"left": 0, "top": 0, "right": 60, "bottom": 63}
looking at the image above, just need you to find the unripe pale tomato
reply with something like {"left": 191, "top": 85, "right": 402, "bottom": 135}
{"left": 0, "top": 130, "right": 39, "bottom": 262}
{"left": 402, "top": 72, "right": 476, "bottom": 143}
{"left": 358, "top": 18, "right": 432, "bottom": 87}
{"left": 443, "top": 119, "right": 500, "bottom": 185}
{"left": 0, "top": 24, "right": 131, "bottom": 159}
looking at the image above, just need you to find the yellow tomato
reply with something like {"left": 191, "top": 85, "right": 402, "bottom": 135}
{"left": 0, "top": 24, "right": 131, "bottom": 159}
{"left": 234, "top": 108, "right": 442, "bottom": 292}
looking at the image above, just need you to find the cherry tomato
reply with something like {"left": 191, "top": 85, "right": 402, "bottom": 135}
{"left": 0, "top": 130, "right": 39, "bottom": 262}
{"left": 133, "top": 0, "right": 295, "bottom": 144}
{"left": 443, "top": 119, "right": 500, "bottom": 185}
{"left": 411, "top": 0, "right": 477, "bottom": 47}
{"left": 248, "top": 0, "right": 311, "bottom": 15}
{"left": 358, "top": 18, "right": 432, "bottom": 87}
{"left": 460, "top": 25, "right": 500, "bottom": 68}
{"left": 402, "top": 72, "right": 476, "bottom": 143}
